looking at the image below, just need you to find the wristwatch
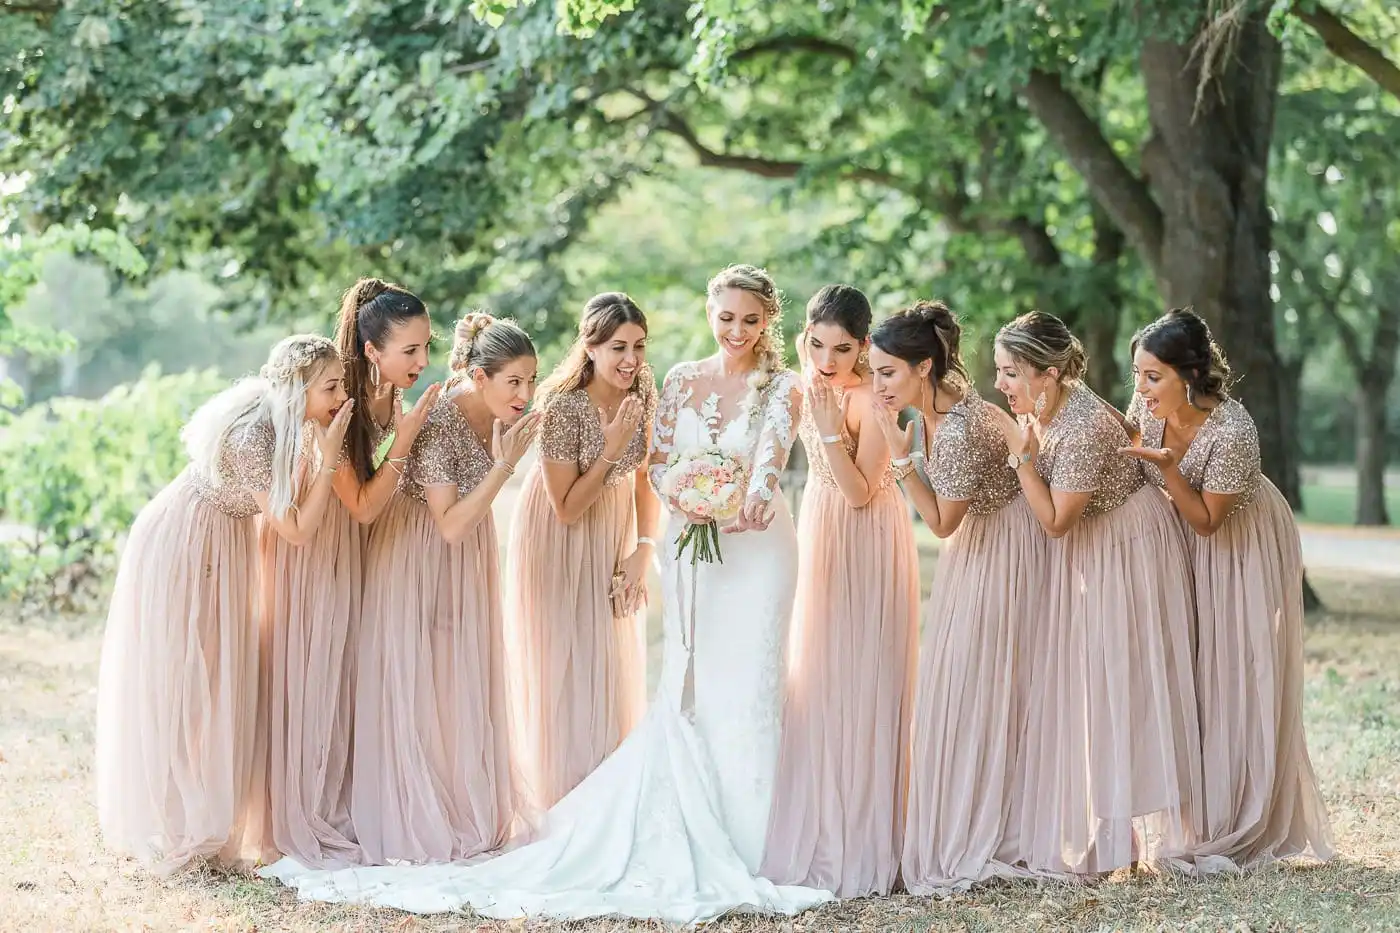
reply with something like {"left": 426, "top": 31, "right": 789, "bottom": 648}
{"left": 1006, "top": 451, "right": 1033, "bottom": 469}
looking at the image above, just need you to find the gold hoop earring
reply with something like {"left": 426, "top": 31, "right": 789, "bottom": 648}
{"left": 369, "top": 361, "right": 381, "bottom": 388}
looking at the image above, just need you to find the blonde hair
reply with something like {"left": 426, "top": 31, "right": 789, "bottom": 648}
{"left": 446, "top": 312, "right": 535, "bottom": 393}
{"left": 181, "top": 334, "right": 339, "bottom": 519}
{"left": 706, "top": 264, "right": 786, "bottom": 376}
{"left": 994, "top": 311, "right": 1087, "bottom": 382}
{"left": 537, "top": 292, "right": 648, "bottom": 408}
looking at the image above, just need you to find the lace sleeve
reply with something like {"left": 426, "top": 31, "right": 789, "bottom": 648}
{"left": 648, "top": 365, "right": 685, "bottom": 495}
{"left": 746, "top": 369, "right": 803, "bottom": 502}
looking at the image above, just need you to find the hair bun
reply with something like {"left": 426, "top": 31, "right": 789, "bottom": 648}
{"left": 455, "top": 312, "right": 495, "bottom": 343}
{"left": 351, "top": 277, "right": 391, "bottom": 309}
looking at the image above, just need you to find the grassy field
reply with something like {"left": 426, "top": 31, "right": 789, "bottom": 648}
{"left": 1298, "top": 467, "right": 1400, "bottom": 527}
{"left": 2, "top": 549, "right": 1399, "bottom": 932}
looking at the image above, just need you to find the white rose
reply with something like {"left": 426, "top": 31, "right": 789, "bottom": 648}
{"left": 677, "top": 488, "right": 704, "bottom": 512}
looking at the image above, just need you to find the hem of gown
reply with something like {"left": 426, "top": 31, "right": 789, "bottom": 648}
{"left": 257, "top": 703, "right": 833, "bottom": 924}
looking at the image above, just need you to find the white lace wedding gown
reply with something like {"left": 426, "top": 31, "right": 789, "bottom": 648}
{"left": 260, "top": 363, "right": 832, "bottom": 923}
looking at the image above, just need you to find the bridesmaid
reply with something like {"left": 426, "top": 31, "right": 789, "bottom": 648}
{"left": 865, "top": 301, "right": 1045, "bottom": 892}
{"left": 994, "top": 310, "right": 1203, "bottom": 876}
{"left": 1121, "top": 308, "right": 1334, "bottom": 869}
{"left": 258, "top": 278, "right": 441, "bottom": 868}
{"left": 350, "top": 313, "right": 541, "bottom": 865}
{"left": 506, "top": 292, "right": 659, "bottom": 812}
{"left": 96, "top": 335, "right": 352, "bottom": 875}
{"left": 760, "top": 285, "right": 920, "bottom": 897}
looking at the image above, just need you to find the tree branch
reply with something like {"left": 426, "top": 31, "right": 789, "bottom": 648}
{"left": 729, "top": 34, "right": 859, "bottom": 66}
{"left": 1020, "top": 68, "right": 1165, "bottom": 275}
{"left": 0, "top": 1, "right": 61, "bottom": 14}
{"left": 1277, "top": 242, "right": 1366, "bottom": 370}
{"left": 1292, "top": 2, "right": 1400, "bottom": 104}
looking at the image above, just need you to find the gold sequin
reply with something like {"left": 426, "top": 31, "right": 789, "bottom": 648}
{"left": 539, "top": 376, "right": 657, "bottom": 487}
{"left": 187, "top": 419, "right": 277, "bottom": 518}
{"left": 797, "top": 383, "right": 896, "bottom": 493}
{"left": 1134, "top": 396, "right": 1261, "bottom": 516}
{"left": 919, "top": 392, "right": 1020, "bottom": 515}
{"left": 404, "top": 396, "right": 497, "bottom": 502}
{"left": 1035, "top": 383, "right": 1143, "bottom": 517}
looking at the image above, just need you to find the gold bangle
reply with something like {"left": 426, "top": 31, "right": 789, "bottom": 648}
{"left": 495, "top": 459, "right": 516, "bottom": 476}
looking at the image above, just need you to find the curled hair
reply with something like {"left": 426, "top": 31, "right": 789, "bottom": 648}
{"left": 994, "top": 310, "right": 1088, "bottom": 382}
{"left": 1131, "top": 306, "right": 1233, "bottom": 404}
{"left": 707, "top": 263, "right": 785, "bottom": 376}
{"left": 447, "top": 312, "right": 536, "bottom": 390}
{"left": 181, "top": 334, "right": 339, "bottom": 520}
{"left": 333, "top": 277, "right": 429, "bottom": 482}
{"left": 871, "top": 299, "right": 970, "bottom": 400}
{"left": 537, "top": 292, "right": 648, "bottom": 407}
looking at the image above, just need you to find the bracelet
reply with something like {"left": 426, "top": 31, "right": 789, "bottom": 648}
{"left": 601, "top": 454, "right": 623, "bottom": 465}
{"left": 495, "top": 459, "right": 516, "bottom": 476}
{"left": 637, "top": 536, "right": 656, "bottom": 548}
{"left": 383, "top": 457, "right": 406, "bottom": 476}
{"left": 820, "top": 434, "right": 842, "bottom": 445}
{"left": 891, "top": 456, "right": 912, "bottom": 468}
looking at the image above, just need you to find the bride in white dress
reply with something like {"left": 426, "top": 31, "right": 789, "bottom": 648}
{"left": 261, "top": 265, "right": 832, "bottom": 923}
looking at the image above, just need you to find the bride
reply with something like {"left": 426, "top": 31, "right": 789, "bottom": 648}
{"left": 261, "top": 265, "right": 832, "bottom": 923}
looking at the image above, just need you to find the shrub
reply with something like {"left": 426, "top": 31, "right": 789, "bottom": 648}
{"left": 0, "top": 366, "right": 225, "bottom": 613}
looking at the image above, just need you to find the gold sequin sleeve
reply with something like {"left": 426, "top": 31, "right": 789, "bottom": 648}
{"left": 1200, "top": 401, "right": 1261, "bottom": 496}
{"left": 407, "top": 405, "right": 456, "bottom": 488}
{"left": 539, "top": 391, "right": 583, "bottom": 463}
{"left": 927, "top": 408, "right": 978, "bottom": 502}
{"left": 227, "top": 420, "right": 277, "bottom": 493}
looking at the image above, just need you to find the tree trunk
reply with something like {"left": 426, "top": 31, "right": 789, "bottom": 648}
{"left": 1353, "top": 377, "right": 1391, "bottom": 526}
{"left": 1084, "top": 203, "right": 1125, "bottom": 401}
{"left": 1140, "top": 14, "right": 1301, "bottom": 508}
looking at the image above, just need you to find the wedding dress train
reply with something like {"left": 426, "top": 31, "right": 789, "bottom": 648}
{"left": 260, "top": 364, "right": 832, "bottom": 923}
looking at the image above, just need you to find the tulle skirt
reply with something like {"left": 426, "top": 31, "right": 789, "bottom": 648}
{"left": 759, "top": 481, "right": 920, "bottom": 897}
{"left": 95, "top": 474, "right": 261, "bottom": 875}
{"left": 259, "top": 498, "right": 364, "bottom": 868}
{"left": 1009, "top": 485, "right": 1203, "bottom": 876}
{"left": 349, "top": 495, "right": 520, "bottom": 865}
{"left": 902, "top": 495, "right": 1046, "bottom": 893}
{"left": 504, "top": 468, "right": 646, "bottom": 812}
{"left": 1185, "top": 479, "right": 1334, "bottom": 870}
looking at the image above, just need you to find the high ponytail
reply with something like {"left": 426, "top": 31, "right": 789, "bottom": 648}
{"left": 332, "top": 276, "right": 428, "bottom": 482}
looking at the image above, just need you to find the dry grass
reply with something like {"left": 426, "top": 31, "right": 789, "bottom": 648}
{"left": 3, "top": 569, "right": 1399, "bottom": 932}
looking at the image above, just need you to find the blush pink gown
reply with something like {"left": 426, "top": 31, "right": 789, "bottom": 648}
{"left": 1008, "top": 383, "right": 1203, "bottom": 876}
{"left": 900, "top": 393, "right": 1047, "bottom": 893}
{"left": 1131, "top": 395, "right": 1333, "bottom": 870}
{"left": 760, "top": 385, "right": 920, "bottom": 897}
{"left": 349, "top": 397, "right": 521, "bottom": 864}
{"left": 96, "top": 421, "right": 277, "bottom": 875}
{"left": 504, "top": 380, "right": 655, "bottom": 813}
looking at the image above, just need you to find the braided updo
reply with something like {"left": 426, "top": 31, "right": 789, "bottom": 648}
{"left": 1131, "top": 307, "right": 1233, "bottom": 404}
{"left": 707, "top": 263, "right": 786, "bottom": 376}
{"left": 994, "top": 310, "right": 1088, "bottom": 383}
{"left": 870, "top": 299, "right": 969, "bottom": 390}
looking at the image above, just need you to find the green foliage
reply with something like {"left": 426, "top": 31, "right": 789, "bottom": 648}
{"left": 0, "top": 367, "right": 225, "bottom": 611}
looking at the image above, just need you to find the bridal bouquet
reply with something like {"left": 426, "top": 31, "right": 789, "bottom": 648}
{"left": 659, "top": 445, "right": 747, "bottom": 564}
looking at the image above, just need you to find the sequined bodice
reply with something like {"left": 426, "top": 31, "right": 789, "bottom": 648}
{"left": 916, "top": 393, "right": 1020, "bottom": 515}
{"left": 404, "top": 396, "right": 496, "bottom": 503}
{"left": 1132, "top": 395, "right": 1261, "bottom": 516}
{"left": 796, "top": 384, "right": 895, "bottom": 494}
{"left": 539, "top": 378, "right": 657, "bottom": 487}
{"left": 1035, "top": 384, "right": 1144, "bottom": 518}
{"left": 186, "top": 420, "right": 277, "bottom": 519}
